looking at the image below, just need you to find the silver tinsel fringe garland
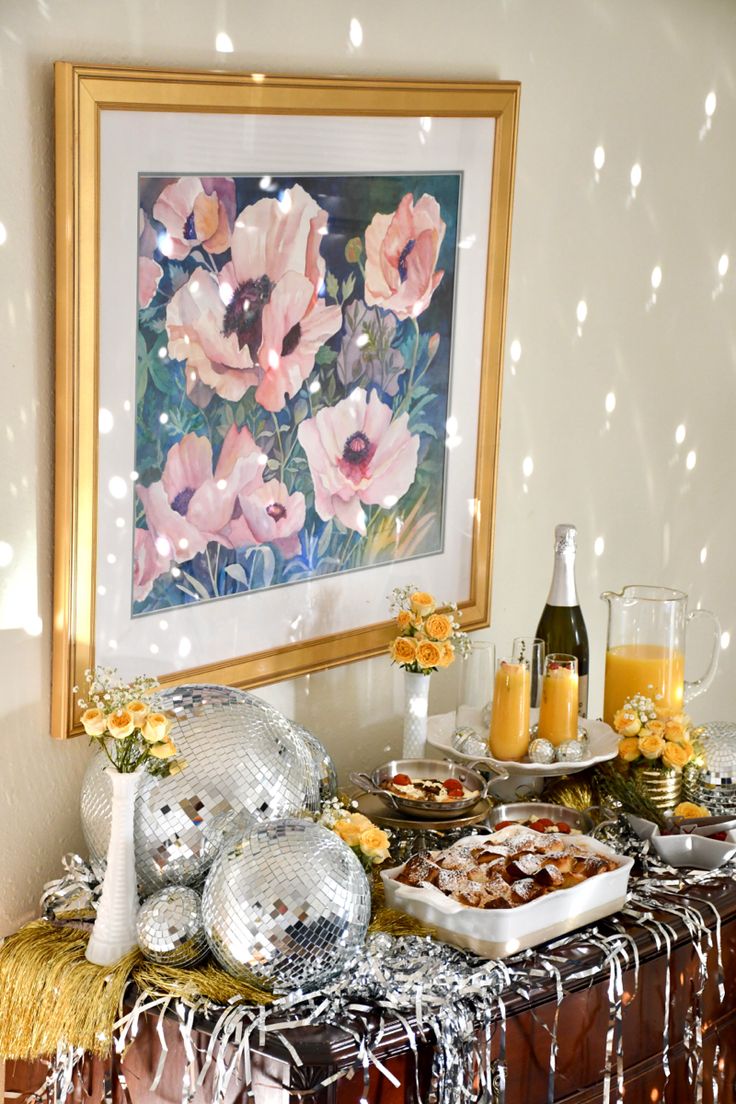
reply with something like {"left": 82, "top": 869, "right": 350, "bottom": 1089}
{"left": 41, "top": 837, "right": 734, "bottom": 1104}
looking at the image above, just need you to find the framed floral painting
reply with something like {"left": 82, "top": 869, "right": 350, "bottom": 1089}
{"left": 52, "top": 64, "right": 519, "bottom": 738}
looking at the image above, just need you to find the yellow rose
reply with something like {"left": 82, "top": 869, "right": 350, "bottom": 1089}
{"left": 334, "top": 818, "right": 363, "bottom": 847}
{"left": 643, "top": 720, "right": 666, "bottom": 738}
{"left": 662, "top": 741, "right": 691, "bottom": 770}
{"left": 613, "top": 708, "right": 641, "bottom": 737}
{"left": 396, "top": 610, "right": 412, "bottom": 631}
{"left": 80, "top": 707, "right": 107, "bottom": 737}
{"left": 663, "top": 719, "right": 689, "bottom": 745}
{"left": 149, "top": 736, "right": 177, "bottom": 759}
{"left": 436, "top": 641, "right": 455, "bottom": 669}
{"left": 678, "top": 739, "right": 695, "bottom": 761}
{"left": 390, "top": 636, "right": 418, "bottom": 665}
{"left": 107, "top": 709, "right": 135, "bottom": 740}
{"left": 638, "top": 732, "right": 666, "bottom": 760}
{"left": 617, "top": 737, "right": 641, "bottom": 762}
{"left": 125, "top": 700, "right": 149, "bottom": 728}
{"left": 347, "top": 813, "right": 373, "bottom": 832}
{"left": 142, "top": 712, "right": 172, "bottom": 744}
{"left": 673, "top": 801, "right": 710, "bottom": 819}
{"left": 416, "top": 640, "right": 442, "bottom": 669}
{"left": 359, "top": 827, "right": 391, "bottom": 863}
{"left": 410, "top": 591, "right": 436, "bottom": 617}
{"left": 425, "top": 613, "right": 452, "bottom": 641}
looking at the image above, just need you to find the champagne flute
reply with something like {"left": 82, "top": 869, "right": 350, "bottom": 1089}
{"left": 512, "top": 636, "right": 545, "bottom": 709}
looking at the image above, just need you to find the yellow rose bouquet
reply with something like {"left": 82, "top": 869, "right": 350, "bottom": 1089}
{"left": 75, "top": 666, "right": 184, "bottom": 776}
{"left": 387, "top": 585, "right": 470, "bottom": 674}
{"left": 317, "top": 797, "right": 391, "bottom": 871}
{"left": 613, "top": 693, "right": 695, "bottom": 772}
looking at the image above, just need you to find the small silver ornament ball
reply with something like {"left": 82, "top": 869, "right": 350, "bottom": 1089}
{"left": 452, "top": 727, "right": 489, "bottom": 760}
{"left": 292, "top": 723, "right": 338, "bottom": 802}
{"left": 528, "top": 738, "right": 556, "bottom": 765}
{"left": 556, "top": 739, "right": 586, "bottom": 763}
{"left": 136, "top": 886, "right": 209, "bottom": 966}
{"left": 202, "top": 818, "right": 371, "bottom": 992}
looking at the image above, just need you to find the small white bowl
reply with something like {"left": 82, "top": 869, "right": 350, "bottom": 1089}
{"left": 627, "top": 815, "right": 736, "bottom": 870}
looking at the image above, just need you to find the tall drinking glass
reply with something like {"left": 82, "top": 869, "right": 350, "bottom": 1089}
{"left": 456, "top": 640, "right": 496, "bottom": 730}
{"left": 512, "top": 637, "right": 545, "bottom": 709}
{"left": 489, "top": 658, "right": 531, "bottom": 761}
{"left": 538, "top": 654, "right": 578, "bottom": 746}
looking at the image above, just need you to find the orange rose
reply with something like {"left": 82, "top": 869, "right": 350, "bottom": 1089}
{"left": 662, "top": 741, "right": 691, "bottom": 770}
{"left": 436, "top": 641, "right": 455, "bottom": 669}
{"left": 673, "top": 801, "right": 709, "bottom": 819}
{"left": 334, "top": 818, "right": 363, "bottom": 847}
{"left": 107, "top": 709, "right": 135, "bottom": 740}
{"left": 396, "top": 610, "right": 412, "bottom": 632}
{"left": 663, "top": 719, "right": 689, "bottom": 746}
{"left": 425, "top": 613, "right": 452, "bottom": 641}
{"left": 638, "top": 732, "right": 666, "bottom": 760}
{"left": 618, "top": 737, "right": 641, "bottom": 763}
{"left": 410, "top": 591, "right": 436, "bottom": 617}
{"left": 643, "top": 720, "right": 665, "bottom": 739}
{"left": 416, "top": 640, "right": 442, "bottom": 669}
{"left": 125, "top": 700, "right": 150, "bottom": 728}
{"left": 613, "top": 708, "right": 641, "bottom": 737}
{"left": 347, "top": 813, "right": 373, "bottom": 832}
{"left": 390, "top": 636, "right": 418, "bottom": 665}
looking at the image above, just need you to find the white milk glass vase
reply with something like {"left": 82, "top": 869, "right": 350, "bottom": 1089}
{"left": 85, "top": 765, "right": 142, "bottom": 966}
{"left": 403, "top": 671, "right": 430, "bottom": 758}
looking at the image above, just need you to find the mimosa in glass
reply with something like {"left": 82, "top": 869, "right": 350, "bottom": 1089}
{"left": 603, "top": 644, "right": 685, "bottom": 725}
{"left": 537, "top": 654, "right": 578, "bottom": 746}
{"left": 489, "top": 659, "right": 531, "bottom": 761}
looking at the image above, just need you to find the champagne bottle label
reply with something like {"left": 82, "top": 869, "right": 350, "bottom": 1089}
{"left": 578, "top": 674, "right": 588, "bottom": 717}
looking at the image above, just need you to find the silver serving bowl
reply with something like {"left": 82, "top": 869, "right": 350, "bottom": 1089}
{"left": 485, "top": 801, "right": 594, "bottom": 834}
{"left": 349, "top": 758, "right": 507, "bottom": 821}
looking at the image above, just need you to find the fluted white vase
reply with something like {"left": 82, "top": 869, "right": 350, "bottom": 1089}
{"left": 85, "top": 766, "right": 142, "bottom": 966}
{"left": 402, "top": 671, "right": 430, "bottom": 758}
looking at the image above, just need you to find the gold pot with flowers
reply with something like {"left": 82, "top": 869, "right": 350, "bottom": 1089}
{"left": 614, "top": 694, "right": 696, "bottom": 813}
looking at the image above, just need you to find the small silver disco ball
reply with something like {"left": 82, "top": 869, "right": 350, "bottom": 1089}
{"left": 202, "top": 818, "right": 371, "bottom": 992}
{"left": 292, "top": 723, "right": 338, "bottom": 802}
{"left": 81, "top": 685, "right": 321, "bottom": 896}
{"left": 136, "top": 885, "right": 208, "bottom": 966}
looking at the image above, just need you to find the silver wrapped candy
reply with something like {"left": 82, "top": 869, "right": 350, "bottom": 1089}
{"left": 202, "top": 818, "right": 370, "bottom": 991}
{"left": 556, "top": 739, "right": 586, "bottom": 762}
{"left": 81, "top": 684, "right": 321, "bottom": 896}
{"left": 528, "top": 738, "right": 556, "bottom": 765}
{"left": 136, "top": 886, "right": 208, "bottom": 966}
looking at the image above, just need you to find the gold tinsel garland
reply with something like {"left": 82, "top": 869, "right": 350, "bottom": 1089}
{"left": 0, "top": 880, "right": 434, "bottom": 1062}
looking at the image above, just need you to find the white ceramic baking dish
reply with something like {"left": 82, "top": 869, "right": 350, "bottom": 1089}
{"left": 381, "top": 826, "right": 634, "bottom": 959}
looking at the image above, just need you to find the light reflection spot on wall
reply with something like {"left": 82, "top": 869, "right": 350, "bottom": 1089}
{"left": 651, "top": 265, "right": 662, "bottom": 290}
{"left": 700, "top": 546, "right": 707, "bottom": 564}
{"left": 705, "top": 91, "right": 717, "bottom": 117}
{"left": 115, "top": 517, "right": 125, "bottom": 528}
{"left": 576, "top": 300, "right": 587, "bottom": 324}
{"left": 0, "top": 541, "right": 13, "bottom": 567}
{"left": 108, "top": 639, "right": 118, "bottom": 650}
{"left": 97, "top": 585, "right": 106, "bottom": 596}
{"left": 0, "top": 222, "right": 7, "bottom": 246}
{"left": 522, "top": 455, "right": 534, "bottom": 478}
{"left": 594, "top": 537, "right": 605, "bottom": 556}
{"left": 721, "top": 631, "right": 730, "bottom": 650}
{"left": 718, "top": 253, "right": 729, "bottom": 277}
{"left": 686, "top": 449, "right": 697, "bottom": 471}
{"left": 675, "top": 424, "right": 686, "bottom": 445}
{"left": 98, "top": 408, "right": 114, "bottom": 434}
{"left": 159, "top": 412, "right": 169, "bottom": 425}
{"left": 159, "top": 619, "right": 168, "bottom": 631}
{"left": 605, "top": 391, "right": 616, "bottom": 414}
{"left": 349, "top": 17, "right": 363, "bottom": 47}
{"left": 150, "top": 643, "right": 159, "bottom": 655}
{"left": 593, "top": 145, "right": 605, "bottom": 171}
{"left": 630, "top": 163, "right": 642, "bottom": 188}
{"left": 25, "top": 615, "right": 43, "bottom": 637}
{"left": 106, "top": 553, "right": 116, "bottom": 565}
{"left": 510, "top": 339, "right": 522, "bottom": 363}
{"left": 109, "top": 476, "right": 127, "bottom": 500}
{"left": 215, "top": 32, "right": 233, "bottom": 53}
{"left": 178, "top": 636, "right": 192, "bottom": 658}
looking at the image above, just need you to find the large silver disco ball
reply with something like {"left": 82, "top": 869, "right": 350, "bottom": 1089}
{"left": 81, "top": 684, "right": 321, "bottom": 896}
{"left": 136, "top": 885, "right": 209, "bottom": 966}
{"left": 202, "top": 818, "right": 370, "bottom": 991}
{"left": 293, "top": 723, "right": 338, "bottom": 802}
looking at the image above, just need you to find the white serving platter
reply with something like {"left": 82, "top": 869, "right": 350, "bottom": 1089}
{"left": 626, "top": 814, "right": 736, "bottom": 870}
{"left": 426, "top": 711, "right": 619, "bottom": 778}
{"left": 382, "top": 825, "right": 634, "bottom": 959}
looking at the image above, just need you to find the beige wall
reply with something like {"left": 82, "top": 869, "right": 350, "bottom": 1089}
{"left": 1, "top": 0, "right": 735, "bottom": 935}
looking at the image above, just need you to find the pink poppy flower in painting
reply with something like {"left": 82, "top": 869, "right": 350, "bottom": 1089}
{"left": 297, "top": 387, "right": 419, "bottom": 535}
{"left": 239, "top": 481, "right": 306, "bottom": 559}
{"left": 138, "top": 210, "right": 163, "bottom": 308}
{"left": 133, "top": 527, "right": 170, "bottom": 603}
{"left": 165, "top": 184, "right": 340, "bottom": 411}
{"left": 136, "top": 430, "right": 263, "bottom": 563}
{"left": 364, "top": 193, "right": 446, "bottom": 321}
{"left": 257, "top": 271, "right": 342, "bottom": 412}
{"left": 153, "top": 177, "right": 236, "bottom": 260}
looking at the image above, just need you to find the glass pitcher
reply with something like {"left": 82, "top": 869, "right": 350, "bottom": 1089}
{"left": 601, "top": 585, "right": 720, "bottom": 725}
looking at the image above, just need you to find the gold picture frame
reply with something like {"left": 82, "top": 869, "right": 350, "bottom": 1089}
{"left": 52, "top": 62, "right": 519, "bottom": 738}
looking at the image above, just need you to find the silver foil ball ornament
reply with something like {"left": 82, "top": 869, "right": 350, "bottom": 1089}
{"left": 556, "top": 739, "right": 586, "bottom": 763}
{"left": 528, "top": 738, "right": 556, "bottom": 765}
{"left": 452, "top": 727, "right": 489, "bottom": 760}
{"left": 202, "top": 818, "right": 371, "bottom": 992}
{"left": 136, "top": 886, "right": 208, "bottom": 966}
{"left": 81, "top": 684, "right": 321, "bottom": 896}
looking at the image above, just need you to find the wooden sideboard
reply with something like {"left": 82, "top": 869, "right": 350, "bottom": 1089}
{"left": 6, "top": 875, "right": 736, "bottom": 1103}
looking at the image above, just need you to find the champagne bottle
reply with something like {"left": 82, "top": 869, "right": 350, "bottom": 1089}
{"left": 535, "top": 524, "right": 590, "bottom": 717}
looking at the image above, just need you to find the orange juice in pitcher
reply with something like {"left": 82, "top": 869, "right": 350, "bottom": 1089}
{"left": 603, "top": 645, "right": 684, "bottom": 725}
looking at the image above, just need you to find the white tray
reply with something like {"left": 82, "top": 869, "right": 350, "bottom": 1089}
{"left": 382, "top": 826, "right": 633, "bottom": 958}
{"left": 426, "top": 711, "right": 619, "bottom": 778}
